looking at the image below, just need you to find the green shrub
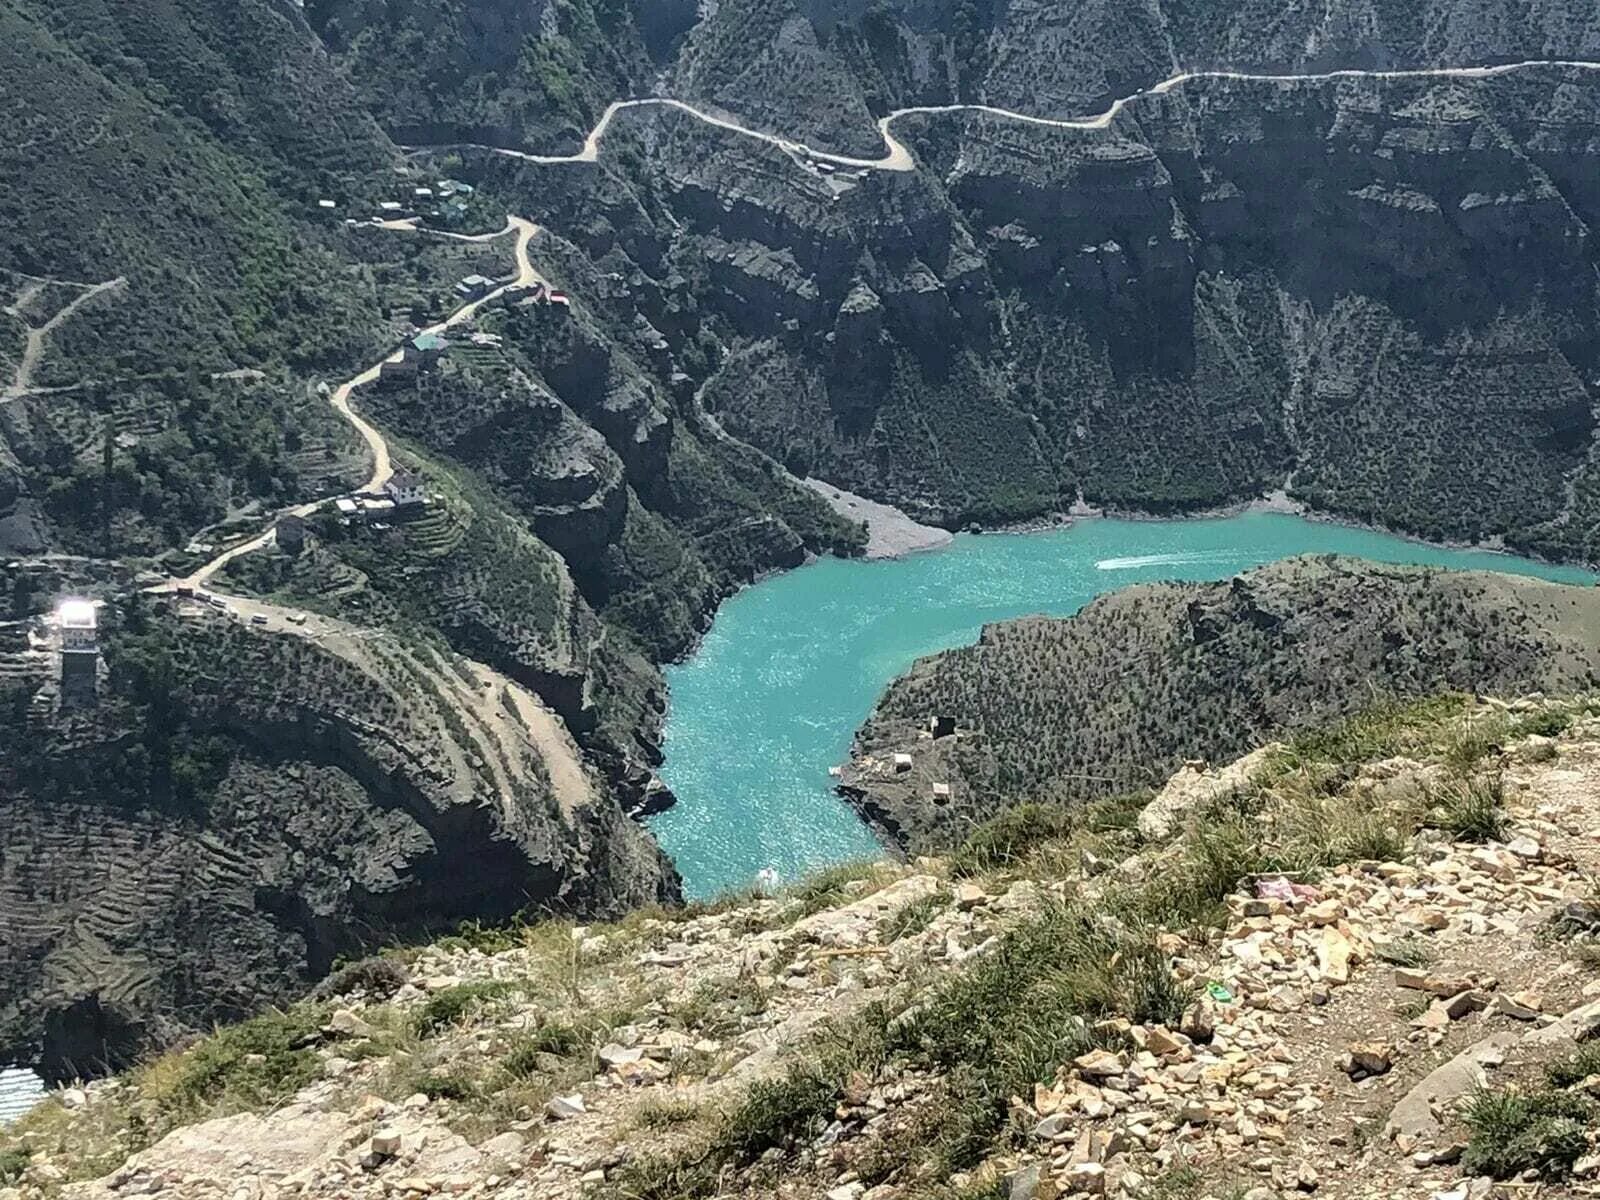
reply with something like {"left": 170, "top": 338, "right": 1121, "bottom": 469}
{"left": 412, "top": 1070, "right": 478, "bottom": 1100}
{"left": 1429, "top": 776, "right": 1507, "bottom": 842}
{"left": 413, "top": 981, "right": 512, "bottom": 1037}
{"left": 1513, "top": 708, "right": 1572, "bottom": 739}
{"left": 0, "top": 1148, "right": 30, "bottom": 1185}
{"left": 633, "top": 1097, "right": 701, "bottom": 1129}
{"left": 312, "top": 956, "right": 408, "bottom": 1001}
{"left": 1461, "top": 1088, "right": 1594, "bottom": 1179}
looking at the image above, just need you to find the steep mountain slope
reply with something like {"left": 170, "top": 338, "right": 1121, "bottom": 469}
{"left": 11, "top": 694, "right": 1600, "bottom": 1200}
{"left": 844, "top": 557, "right": 1600, "bottom": 849}
{"left": 7, "top": 0, "right": 1600, "bottom": 1092}
{"left": 0, "top": 597, "right": 675, "bottom": 1083}
{"left": 455, "top": 62, "right": 1600, "bottom": 545}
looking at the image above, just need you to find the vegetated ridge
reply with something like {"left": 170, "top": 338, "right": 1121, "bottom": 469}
{"left": 845, "top": 557, "right": 1600, "bottom": 851}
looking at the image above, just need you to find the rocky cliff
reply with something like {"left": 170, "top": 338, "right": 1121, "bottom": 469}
{"left": 8, "top": 693, "right": 1600, "bottom": 1200}
{"left": 844, "top": 557, "right": 1600, "bottom": 851}
{"left": 0, "top": 598, "right": 676, "bottom": 1083}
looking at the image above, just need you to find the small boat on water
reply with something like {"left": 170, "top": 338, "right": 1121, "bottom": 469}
{"left": 755, "top": 866, "right": 781, "bottom": 893}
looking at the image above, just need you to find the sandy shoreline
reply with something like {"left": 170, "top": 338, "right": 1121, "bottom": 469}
{"left": 806, "top": 478, "right": 1582, "bottom": 575}
{"left": 805, "top": 479, "right": 954, "bottom": 559}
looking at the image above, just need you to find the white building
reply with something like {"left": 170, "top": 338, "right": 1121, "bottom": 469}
{"left": 384, "top": 469, "right": 427, "bottom": 508}
{"left": 58, "top": 599, "right": 97, "bottom": 653}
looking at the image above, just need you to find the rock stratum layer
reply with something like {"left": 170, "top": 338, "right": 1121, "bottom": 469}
{"left": 0, "top": 602, "right": 676, "bottom": 1082}
{"left": 845, "top": 557, "right": 1600, "bottom": 850}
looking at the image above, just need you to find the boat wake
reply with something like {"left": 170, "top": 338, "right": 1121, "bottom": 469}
{"left": 1094, "top": 551, "right": 1246, "bottom": 571}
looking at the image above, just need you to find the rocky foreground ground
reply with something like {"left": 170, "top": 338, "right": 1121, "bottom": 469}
{"left": 7, "top": 695, "right": 1600, "bottom": 1200}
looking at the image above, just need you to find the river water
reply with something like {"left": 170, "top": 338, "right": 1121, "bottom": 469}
{"left": 649, "top": 512, "right": 1594, "bottom": 899}
{"left": 0, "top": 1068, "right": 44, "bottom": 1127}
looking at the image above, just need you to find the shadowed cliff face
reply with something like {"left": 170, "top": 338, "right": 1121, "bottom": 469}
{"left": 467, "top": 63, "right": 1600, "bottom": 551}
{"left": 0, "top": 607, "right": 678, "bottom": 1081}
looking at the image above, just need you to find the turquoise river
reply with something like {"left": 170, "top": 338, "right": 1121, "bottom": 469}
{"left": 649, "top": 512, "right": 1595, "bottom": 899}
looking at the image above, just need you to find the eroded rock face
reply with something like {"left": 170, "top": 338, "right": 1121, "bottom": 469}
{"left": 0, "top": 606, "right": 678, "bottom": 1080}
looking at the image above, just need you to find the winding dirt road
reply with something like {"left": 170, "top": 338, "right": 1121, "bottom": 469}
{"left": 410, "top": 59, "right": 1600, "bottom": 175}
{"left": 3, "top": 276, "right": 125, "bottom": 400}
{"left": 161, "top": 216, "right": 542, "bottom": 591}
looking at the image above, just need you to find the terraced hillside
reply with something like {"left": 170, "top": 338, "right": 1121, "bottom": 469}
{"left": 0, "top": 597, "right": 675, "bottom": 1082}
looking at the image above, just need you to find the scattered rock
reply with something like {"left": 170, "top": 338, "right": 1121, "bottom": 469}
{"left": 545, "top": 1094, "right": 586, "bottom": 1120}
{"left": 1073, "top": 1050, "right": 1126, "bottom": 1078}
{"left": 1342, "top": 1042, "right": 1393, "bottom": 1078}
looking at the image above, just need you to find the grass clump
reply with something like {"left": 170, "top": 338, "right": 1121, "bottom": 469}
{"left": 633, "top": 1096, "right": 702, "bottom": 1129}
{"left": 889, "top": 904, "right": 1185, "bottom": 1173}
{"left": 1441, "top": 713, "right": 1509, "bottom": 774}
{"left": 948, "top": 794, "right": 1145, "bottom": 879}
{"left": 139, "top": 1005, "right": 327, "bottom": 1121}
{"left": 1373, "top": 935, "right": 1434, "bottom": 969}
{"left": 0, "top": 1148, "right": 30, "bottom": 1185}
{"left": 668, "top": 976, "right": 768, "bottom": 1041}
{"left": 789, "top": 861, "right": 885, "bottom": 916}
{"left": 414, "top": 981, "right": 513, "bottom": 1037}
{"left": 1545, "top": 1042, "right": 1600, "bottom": 1090}
{"left": 948, "top": 803, "right": 1077, "bottom": 876}
{"left": 1461, "top": 1087, "right": 1594, "bottom": 1179}
{"left": 1428, "top": 776, "right": 1507, "bottom": 842}
{"left": 1284, "top": 693, "right": 1468, "bottom": 766}
{"left": 879, "top": 894, "right": 946, "bottom": 943}
{"left": 503, "top": 1021, "right": 584, "bottom": 1078}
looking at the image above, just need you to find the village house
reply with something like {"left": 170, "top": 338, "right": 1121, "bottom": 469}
{"left": 455, "top": 274, "right": 494, "bottom": 300}
{"left": 384, "top": 469, "right": 427, "bottom": 508}
{"left": 379, "top": 332, "right": 448, "bottom": 384}
{"left": 407, "top": 332, "right": 448, "bottom": 362}
{"left": 57, "top": 599, "right": 97, "bottom": 653}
